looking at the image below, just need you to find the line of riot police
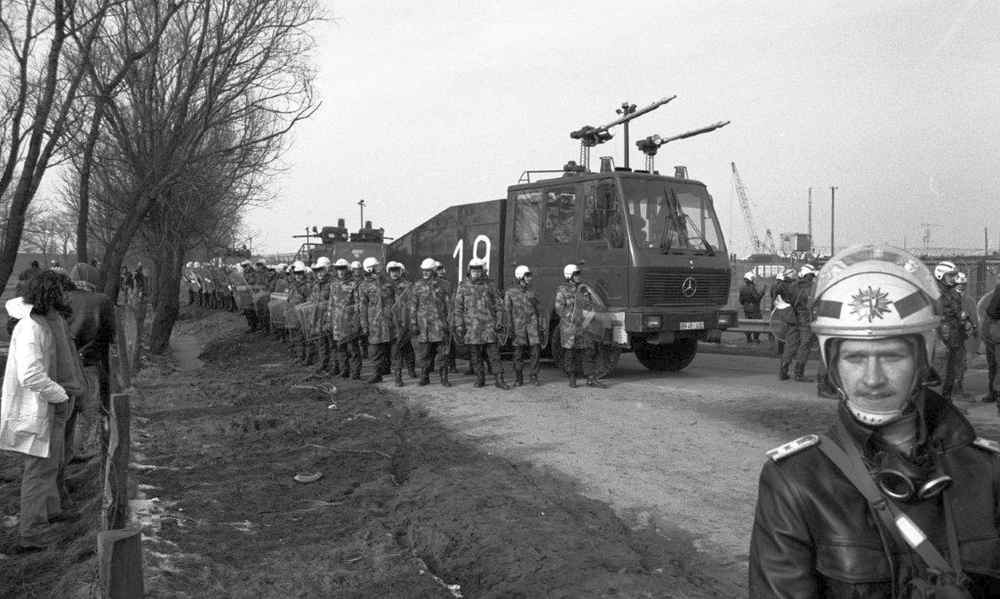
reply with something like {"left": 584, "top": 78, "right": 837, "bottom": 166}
{"left": 185, "top": 256, "right": 611, "bottom": 390}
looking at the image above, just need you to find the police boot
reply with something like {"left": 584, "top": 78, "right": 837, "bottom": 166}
{"left": 494, "top": 374, "right": 510, "bottom": 391}
{"left": 439, "top": 368, "right": 452, "bottom": 388}
{"left": 530, "top": 374, "right": 540, "bottom": 387}
{"left": 586, "top": 375, "right": 607, "bottom": 389}
{"left": 474, "top": 371, "right": 485, "bottom": 388}
{"left": 418, "top": 369, "right": 430, "bottom": 386}
{"left": 793, "top": 365, "right": 806, "bottom": 382}
{"left": 331, "top": 360, "right": 341, "bottom": 377}
{"left": 304, "top": 342, "right": 317, "bottom": 366}
{"left": 982, "top": 391, "right": 998, "bottom": 403}
{"left": 514, "top": 370, "right": 524, "bottom": 387}
{"left": 340, "top": 359, "right": 351, "bottom": 379}
{"left": 394, "top": 370, "right": 404, "bottom": 387}
{"left": 464, "top": 362, "right": 475, "bottom": 376}
{"left": 778, "top": 365, "right": 790, "bottom": 381}
{"left": 568, "top": 373, "right": 578, "bottom": 388}
{"left": 408, "top": 365, "right": 418, "bottom": 379}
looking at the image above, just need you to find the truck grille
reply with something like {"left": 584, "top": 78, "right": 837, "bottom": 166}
{"left": 642, "top": 270, "right": 730, "bottom": 306}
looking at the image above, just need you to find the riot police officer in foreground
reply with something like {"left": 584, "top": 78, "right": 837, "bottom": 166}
{"left": 749, "top": 244, "right": 1000, "bottom": 598}
{"left": 410, "top": 257, "right": 451, "bottom": 386}
{"left": 554, "top": 264, "right": 606, "bottom": 389}
{"left": 453, "top": 258, "right": 509, "bottom": 390}
{"left": 504, "top": 265, "right": 544, "bottom": 386}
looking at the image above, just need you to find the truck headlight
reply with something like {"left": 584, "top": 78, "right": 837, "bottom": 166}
{"left": 643, "top": 314, "right": 662, "bottom": 330}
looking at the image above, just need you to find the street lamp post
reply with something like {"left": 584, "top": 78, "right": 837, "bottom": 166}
{"left": 358, "top": 198, "right": 366, "bottom": 229}
{"left": 830, "top": 186, "right": 838, "bottom": 256}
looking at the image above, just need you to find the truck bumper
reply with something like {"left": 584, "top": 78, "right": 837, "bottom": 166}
{"left": 615, "top": 308, "right": 733, "bottom": 346}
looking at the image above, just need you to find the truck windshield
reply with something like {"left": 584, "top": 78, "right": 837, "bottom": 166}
{"left": 622, "top": 180, "right": 724, "bottom": 255}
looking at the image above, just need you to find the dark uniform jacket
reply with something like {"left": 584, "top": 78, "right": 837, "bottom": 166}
{"left": 66, "top": 289, "right": 115, "bottom": 368}
{"left": 359, "top": 274, "right": 396, "bottom": 344}
{"left": 453, "top": 276, "right": 503, "bottom": 345}
{"left": 740, "top": 282, "right": 764, "bottom": 319}
{"left": 939, "top": 285, "right": 968, "bottom": 348}
{"left": 554, "top": 281, "right": 595, "bottom": 349}
{"left": 328, "top": 275, "right": 361, "bottom": 341}
{"left": 749, "top": 391, "right": 1000, "bottom": 598}
{"left": 504, "top": 285, "right": 542, "bottom": 346}
{"left": 409, "top": 277, "right": 450, "bottom": 343}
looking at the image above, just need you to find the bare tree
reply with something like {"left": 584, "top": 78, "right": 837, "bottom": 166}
{"left": 0, "top": 0, "right": 117, "bottom": 287}
{"left": 91, "top": 0, "right": 320, "bottom": 303}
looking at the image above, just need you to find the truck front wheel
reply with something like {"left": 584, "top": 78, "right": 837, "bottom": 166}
{"left": 634, "top": 338, "right": 698, "bottom": 372}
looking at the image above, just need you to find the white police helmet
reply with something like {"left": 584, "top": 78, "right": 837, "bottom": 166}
{"left": 798, "top": 264, "right": 817, "bottom": 278}
{"left": 363, "top": 257, "right": 380, "bottom": 272}
{"left": 812, "top": 245, "right": 941, "bottom": 423}
{"left": 744, "top": 271, "right": 756, "bottom": 281}
{"left": 933, "top": 261, "right": 957, "bottom": 281}
{"left": 333, "top": 258, "right": 349, "bottom": 269}
{"left": 468, "top": 257, "right": 486, "bottom": 270}
{"left": 349, "top": 260, "right": 362, "bottom": 270}
{"left": 291, "top": 260, "right": 307, "bottom": 273}
{"left": 514, "top": 265, "right": 531, "bottom": 280}
{"left": 420, "top": 258, "right": 437, "bottom": 270}
{"left": 386, "top": 260, "right": 402, "bottom": 271}
{"left": 563, "top": 264, "right": 580, "bottom": 280}
{"left": 313, "top": 256, "right": 331, "bottom": 270}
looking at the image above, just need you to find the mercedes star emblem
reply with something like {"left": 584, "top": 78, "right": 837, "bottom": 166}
{"left": 681, "top": 277, "right": 697, "bottom": 297}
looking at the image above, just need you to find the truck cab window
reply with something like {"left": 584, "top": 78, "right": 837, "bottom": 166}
{"left": 513, "top": 191, "right": 542, "bottom": 247}
{"left": 543, "top": 189, "right": 576, "bottom": 244}
{"left": 583, "top": 180, "right": 624, "bottom": 248}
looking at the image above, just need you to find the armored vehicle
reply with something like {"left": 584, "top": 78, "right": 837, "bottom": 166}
{"left": 388, "top": 97, "right": 735, "bottom": 373}
{"left": 295, "top": 218, "right": 386, "bottom": 266}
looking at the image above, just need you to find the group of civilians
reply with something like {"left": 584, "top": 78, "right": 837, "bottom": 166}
{"left": 0, "top": 262, "right": 114, "bottom": 553}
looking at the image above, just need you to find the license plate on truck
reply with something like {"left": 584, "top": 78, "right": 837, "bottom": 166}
{"left": 679, "top": 321, "right": 705, "bottom": 330}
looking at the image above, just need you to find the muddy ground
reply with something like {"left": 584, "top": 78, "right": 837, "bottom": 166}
{"left": 1, "top": 305, "right": 725, "bottom": 598}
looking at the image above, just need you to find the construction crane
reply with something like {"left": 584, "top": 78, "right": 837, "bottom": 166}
{"left": 730, "top": 162, "right": 776, "bottom": 255}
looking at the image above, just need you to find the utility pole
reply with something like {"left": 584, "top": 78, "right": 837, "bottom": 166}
{"left": 829, "top": 186, "right": 837, "bottom": 257}
{"left": 358, "top": 199, "right": 366, "bottom": 229}
{"left": 807, "top": 187, "right": 812, "bottom": 249}
{"left": 616, "top": 101, "right": 637, "bottom": 169}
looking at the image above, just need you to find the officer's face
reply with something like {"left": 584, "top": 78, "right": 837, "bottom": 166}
{"left": 389, "top": 268, "right": 401, "bottom": 280}
{"left": 335, "top": 268, "right": 347, "bottom": 279}
{"left": 469, "top": 268, "right": 482, "bottom": 281}
{"left": 836, "top": 338, "right": 918, "bottom": 417}
{"left": 421, "top": 269, "right": 433, "bottom": 279}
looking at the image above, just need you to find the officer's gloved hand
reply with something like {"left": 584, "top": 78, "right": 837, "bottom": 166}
{"left": 494, "top": 323, "right": 504, "bottom": 332}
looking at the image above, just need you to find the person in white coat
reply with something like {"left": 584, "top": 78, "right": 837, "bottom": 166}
{"left": 0, "top": 271, "right": 72, "bottom": 551}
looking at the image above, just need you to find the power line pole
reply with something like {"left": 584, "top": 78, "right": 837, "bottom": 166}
{"left": 829, "top": 186, "right": 838, "bottom": 256}
{"left": 358, "top": 198, "right": 366, "bottom": 229}
{"left": 807, "top": 187, "right": 812, "bottom": 249}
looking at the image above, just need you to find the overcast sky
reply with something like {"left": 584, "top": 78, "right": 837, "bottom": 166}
{"left": 247, "top": 0, "right": 999, "bottom": 257}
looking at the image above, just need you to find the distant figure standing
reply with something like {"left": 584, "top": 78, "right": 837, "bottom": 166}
{"left": 739, "top": 271, "right": 764, "bottom": 344}
{"left": 132, "top": 264, "right": 147, "bottom": 303}
{"left": 978, "top": 281, "right": 1000, "bottom": 405}
{"left": 120, "top": 267, "right": 133, "bottom": 305}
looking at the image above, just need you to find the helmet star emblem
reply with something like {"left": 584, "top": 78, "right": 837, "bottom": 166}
{"left": 849, "top": 286, "right": 893, "bottom": 322}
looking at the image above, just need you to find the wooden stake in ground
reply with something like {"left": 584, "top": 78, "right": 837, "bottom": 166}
{"left": 97, "top": 527, "right": 144, "bottom": 598}
{"left": 103, "top": 393, "right": 131, "bottom": 531}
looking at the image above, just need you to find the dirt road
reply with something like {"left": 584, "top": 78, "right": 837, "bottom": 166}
{"left": 398, "top": 350, "right": 1000, "bottom": 595}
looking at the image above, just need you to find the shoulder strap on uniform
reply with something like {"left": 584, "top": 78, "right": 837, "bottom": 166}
{"left": 766, "top": 434, "right": 819, "bottom": 462}
{"left": 816, "top": 433, "right": 956, "bottom": 576}
{"left": 972, "top": 437, "right": 1000, "bottom": 455}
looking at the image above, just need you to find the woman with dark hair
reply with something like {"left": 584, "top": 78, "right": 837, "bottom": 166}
{"left": 0, "top": 270, "right": 74, "bottom": 551}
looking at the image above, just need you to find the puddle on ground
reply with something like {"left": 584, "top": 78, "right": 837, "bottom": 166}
{"left": 171, "top": 334, "right": 204, "bottom": 371}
